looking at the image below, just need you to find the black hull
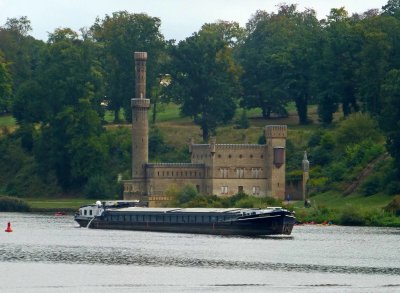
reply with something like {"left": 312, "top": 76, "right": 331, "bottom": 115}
{"left": 85, "top": 214, "right": 295, "bottom": 236}
{"left": 75, "top": 217, "right": 91, "bottom": 228}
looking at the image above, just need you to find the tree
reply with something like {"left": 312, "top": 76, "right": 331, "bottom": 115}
{"left": 240, "top": 5, "right": 320, "bottom": 124}
{"left": 0, "top": 51, "right": 12, "bottom": 112}
{"left": 316, "top": 8, "right": 360, "bottom": 124}
{"left": 239, "top": 10, "right": 292, "bottom": 119}
{"left": 169, "top": 21, "right": 243, "bottom": 141}
{"left": 382, "top": 0, "right": 400, "bottom": 18}
{"left": 283, "top": 6, "right": 321, "bottom": 124}
{"left": 355, "top": 15, "right": 393, "bottom": 116}
{"left": 0, "top": 17, "right": 44, "bottom": 113}
{"left": 90, "top": 11, "right": 166, "bottom": 122}
{"left": 11, "top": 27, "right": 107, "bottom": 190}
{"left": 380, "top": 69, "right": 400, "bottom": 178}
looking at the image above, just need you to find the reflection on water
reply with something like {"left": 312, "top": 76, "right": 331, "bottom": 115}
{"left": 0, "top": 213, "right": 399, "bottom": 292}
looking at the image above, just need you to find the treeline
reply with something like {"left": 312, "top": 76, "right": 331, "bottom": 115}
{"left": 0, "top": 1, "right": 400, "bottom": 196}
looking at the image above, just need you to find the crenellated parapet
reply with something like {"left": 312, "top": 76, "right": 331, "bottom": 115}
{"left": 265, "top": 125, "right": 287, "bottom": 139}
{"left": 131, "top": 98, "right": 150, "bottom": 108}
{"left": 147, "top": 163, "right": 205, "bottom": 168}
{"left": 216, "top": 144, "right": 265, "bottom": 150}
{"left": 134, "top": 52, "right": 147, "bottom": 61}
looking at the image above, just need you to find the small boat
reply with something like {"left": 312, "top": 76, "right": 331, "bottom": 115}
{"left": 74, "top": 202, "right": 295, "bottom": 236}
{"left": 54, "top": 212, "right": 66, "bottom": 216}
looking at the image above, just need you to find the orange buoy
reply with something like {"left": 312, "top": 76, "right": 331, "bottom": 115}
{"left": 5, "top": 222, "right": 12, "bottom": 232}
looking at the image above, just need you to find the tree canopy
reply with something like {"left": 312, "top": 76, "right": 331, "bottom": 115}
{"left": 169, "top": 21, "right": 243, "bottom": 141}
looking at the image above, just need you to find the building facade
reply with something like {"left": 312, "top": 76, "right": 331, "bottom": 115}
{"left": 123, "top": 52, "right": 287, "bottom": 206}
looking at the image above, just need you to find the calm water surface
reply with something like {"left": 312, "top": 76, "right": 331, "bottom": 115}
{"left": 0, "top": 212, "right": 399, "bottom": 292}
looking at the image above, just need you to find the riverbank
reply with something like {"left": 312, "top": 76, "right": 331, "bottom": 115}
{"left": 0, "top": 196, "right": 93, "bottom": 213}
{"left": 291, "top": 192, "right": 400, "bottom": 227}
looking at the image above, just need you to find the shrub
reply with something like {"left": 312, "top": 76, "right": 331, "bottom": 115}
{"left": 335, "top": 113, "right": 383, "bottom": 148}
{"left": 0, "top": 196, "right": 30, "bottom": 212}
{"left": 384, "top": 196, "right": 400, "bottom": 216}
{"left": 326, "top": 161, "right": 346, "bottom": 182}
{"left": 84, "top": 174, "right": 118, "bottom": 199}
{"left": 235, "top": 109, "right": 250, "bottom": 129}
{"left": 360, "top": 172, "right": 384, "bottom": 196}
{"left": 339, "top": 206, "right": 366, "bottom": 226}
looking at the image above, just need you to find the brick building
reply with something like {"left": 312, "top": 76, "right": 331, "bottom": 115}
{"left": 123, "top": 52, "right": 287, "bottom": 206}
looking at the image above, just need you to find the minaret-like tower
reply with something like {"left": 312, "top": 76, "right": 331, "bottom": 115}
{"left": 131, "top": 52, "right": 150, "bottom": 193}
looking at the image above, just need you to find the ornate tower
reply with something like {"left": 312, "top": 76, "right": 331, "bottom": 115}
{"left": 265, "top": 125, "right": 287, "bottom": 199}
{"left": 302, "top": 150, "right": 310, "bottom": 202}
{"left": 131, "top": 52, "right": 150, "bottom": 195}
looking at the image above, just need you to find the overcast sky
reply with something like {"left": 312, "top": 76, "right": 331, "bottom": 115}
{"left": 0, "top": 0, "right": 390, "bottom": 41}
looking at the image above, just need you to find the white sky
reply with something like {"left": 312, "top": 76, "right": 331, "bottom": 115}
{"left": 0, "top": 0, "right": 389, "bottom": 41}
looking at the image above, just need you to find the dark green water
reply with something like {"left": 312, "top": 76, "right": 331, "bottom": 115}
{"left": 0, "top": 212, "right": 399, "bottom": 292}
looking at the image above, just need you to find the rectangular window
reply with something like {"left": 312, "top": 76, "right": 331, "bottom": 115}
{"left": 236, "top": 168, "right": 244, "bottom": 178}
{"left": 252, "top": 168, "right": 262, "bottom": 178}
{"left": 252, "top": 186, "right": 260, "bottom": 195}
{"left": 221, "top": 186, "right": 228, "bottom": 194}
{"left": 220, "top": 168, "right": 228, "bottom": 178}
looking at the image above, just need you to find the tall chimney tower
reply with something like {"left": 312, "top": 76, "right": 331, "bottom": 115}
{"left": 131, "top": 52, "right": 150, "bottom": 190}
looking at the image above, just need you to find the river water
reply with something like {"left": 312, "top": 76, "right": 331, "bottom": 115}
{"left": 0, "top": 213, "right": 399, "bottom": 292}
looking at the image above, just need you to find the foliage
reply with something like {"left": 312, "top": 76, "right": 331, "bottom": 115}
{"left": 83, "top": 174, "right": 119, "bottom": 199}
{"left": 384, "top": 195, "right": 400, "bottom": 216}
{"left": 0, "top": 17, "right": 44, "bottom": 113}
{"left": 335, "top": 113, "right": 383, "bottom": 148}
{"left": 235, "top": 109, "right": 250, "bottom": 129}
{"left": 380, "top": 69, "right": 400, "bottom": 178}
{"left": 169, "top": 21, "right": 243, "bottom": 141}
{"left": 316, "top": 8, "right": 360, "bottom": 123}
{"left": 90, "top": 11, "right": 166, "bottom": 123}
{"left": 0, "top": 134, "right": 61, "bottom": 197}
{"left": 166, "top": 185, "right": 281, "bottom": 209}
{"left": 0, "top": 195, "right": 30, "bottom": 212}
{"left": 338, "top": 206, "right": 367, "bottom": 226}
{"left": 240, "top": 5, "right": 320, "bottom": 124}
{"left": 0, "top": 50, "right": 12, "bottom": 112}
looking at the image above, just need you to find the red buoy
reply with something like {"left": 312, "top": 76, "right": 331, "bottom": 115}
{"left": 5, "top": 222, "right": 12, "bottom": 232}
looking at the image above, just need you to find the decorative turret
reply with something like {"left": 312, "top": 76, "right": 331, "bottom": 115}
{"left": 209, "top": 137, "right": 216, "bottom": 154}
{"left": 302, "top": 151, "right": 309, "bottom": 172}
{"left": 189, "top": 137, "right": 195, "bottom": 153}
{"left": 131, "top": 52, "right": 150, "bottom": 185}
{"left": 302, "top": 150, "right": 310, "bottom": 202}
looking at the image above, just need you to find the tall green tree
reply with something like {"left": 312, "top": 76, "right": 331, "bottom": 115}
{"left": 0, "top": 17, "right": 44, "bottom": 113}
{"left": 380, "top": 69, "right": 400, "bottom": 178}
{"left": 316, "top": 8, "right": 360, "bottom": 124}
{"left": 90, "top": 11, "right": 166, "bottom": 122}
{"left": 0, "top": 51, "right": 12, "bottom": 112}
{"left": 283, "top": 6, "right": 321, "bottom": 124}
{"left": 169, "top": 21, "right": 243, "bottom": 141}
{"left": 355, "top": 15, "right": 393, "bottom": 116}
{"left": 240, "top": 5, "right": 320, "bottom": 124}
{"left": 12, "top": 28, "right": 106, "bottom": 190}
{"left": 239, "top": 10, "right": 291, "bottom": 119}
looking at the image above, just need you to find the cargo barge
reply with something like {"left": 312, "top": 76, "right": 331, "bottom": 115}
{"left": 74, "top": 203, "right": 295, "bottom": 236}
